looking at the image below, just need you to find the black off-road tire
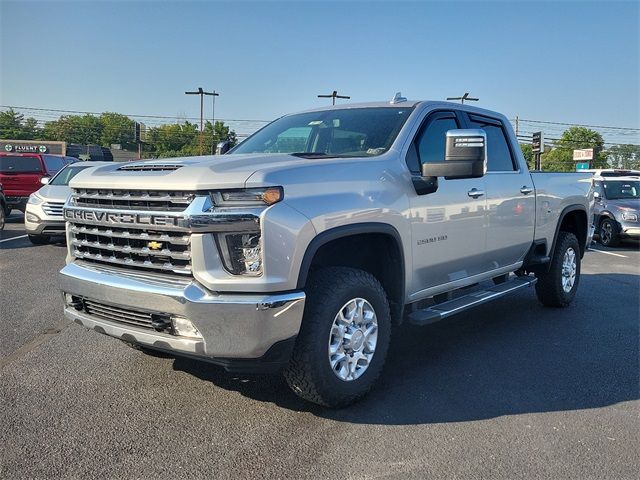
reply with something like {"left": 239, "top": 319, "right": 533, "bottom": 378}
{"left": 284, "top": 267, "right": 391, "bottom": 408}
{"left": 535, "top": 231, "right": 581, "bottom": 307}
{"left": 28, "top": 234, "right": 50, "bottom": 245}
{"left": 599, "top": 218, "right": 620, "bottom": 247}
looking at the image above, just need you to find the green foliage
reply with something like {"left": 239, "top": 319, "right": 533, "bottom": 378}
{"left": 541, "top": 126, "right": 606, "bottom": 172}
{"left": 0, "top": 108, "right": 237, "bottom": 159}
{"left": 0, "top": 109, "right": 39, "bottom": 139}
{"left": 99, "top": 112, "right": 136, "bottom": 149}
{"left": 606, "top": 144, "right": 640, "bottom": 170}
{"left": 519, "top": 143, "right": 534, "bottom": 170}
{"left": 42, "top": 114, "right": 103, "bottom": 145}
{"left": 145, "top": 120, "right": 238, "bottom": 158}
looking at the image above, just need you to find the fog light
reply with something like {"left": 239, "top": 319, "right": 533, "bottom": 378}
{"left": 26, "top": 213, "right": 39, "bottom": 223}
{"left": 171, "top": 316, "right": 202, "bottom": 338}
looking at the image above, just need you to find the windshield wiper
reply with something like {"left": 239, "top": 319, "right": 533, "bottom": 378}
{"left": 290, "top": 152, "right": 341, "bottom": 159}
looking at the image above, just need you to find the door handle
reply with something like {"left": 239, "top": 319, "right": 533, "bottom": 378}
{"left": 520, "top": 186, "right": 533, "bottom": 195}
{"left": 467, "top": 188, "right": 485, "bottom": 199}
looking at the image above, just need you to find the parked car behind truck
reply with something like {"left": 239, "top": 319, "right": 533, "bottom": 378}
{"left": 593, "top": 174, "right": 640, "bottom": 246}
{"left": 25, "top": 161, "right": 112, "bottom": 244}
{"left": 60, "top": 98, "right": 593, "bottom": 407}
{"left": 0, "top": 153, "right": 76, "bottom": 213}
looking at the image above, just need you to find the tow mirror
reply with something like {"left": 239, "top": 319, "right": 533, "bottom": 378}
{"left": 422, "top": 129, "right": 487, "bottom": 179}
{"left": 40, "top": 177, "right": 50, "bottom": 185}
{"left": 216, "top": 141, "right": 232, "bottom": 155}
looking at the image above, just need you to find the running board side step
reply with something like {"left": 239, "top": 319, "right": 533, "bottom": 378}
{"left": 408, "top": 276, "right": 538, "bottom": 326}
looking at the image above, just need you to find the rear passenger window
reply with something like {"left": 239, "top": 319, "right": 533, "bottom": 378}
{"left": 408, "top": 115, "right": 459, "bottom": 173}
{"left": 468, "top": 115, "right": 516, "bottom": 172}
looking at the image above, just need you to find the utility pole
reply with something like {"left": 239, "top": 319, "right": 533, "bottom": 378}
{"left": 185, "top": 87, "right": 217, "bottom": 155}
{"left": 210, "top": 90, "right": 220, "bottom": 154}
{"left": 318, "top": 90, "right": 350, "bottom": 105}
{"left": 515, "top": 115, "right": 519, "bottom": 136}
{"left": 446, "top": 92, "right": 479, "bottom": 104}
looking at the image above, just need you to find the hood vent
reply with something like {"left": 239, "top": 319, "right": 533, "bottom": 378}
{"left": 118, "top": 163, "right": 183, "bottom": 172}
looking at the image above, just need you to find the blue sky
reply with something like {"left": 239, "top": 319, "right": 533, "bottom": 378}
{"left": 1, "top": 0, "right": 638, "bottom": 138}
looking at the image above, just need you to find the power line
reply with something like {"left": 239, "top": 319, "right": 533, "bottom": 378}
{"left": 515, "top": 118, "right": 640, "bottom": 132}
{"left": 0, "top": 105, "right": 271, "bottom": 124}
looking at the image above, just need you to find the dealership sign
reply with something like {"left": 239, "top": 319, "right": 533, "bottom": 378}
{"left": 572, "top": 148, "right": 594, "bottom": 161}
{"left": 4, "top": 144, "right": 48, "bottom": 153}
{"left": 0, "top": 140, "right": 66, "bottom": 155}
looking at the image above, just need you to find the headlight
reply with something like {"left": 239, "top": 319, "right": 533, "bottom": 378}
{"left": 622, "top": 212, "right": 638, "bottom": 222}
{"left": 27, "top": 193, "right": 44, "bottom": 205}
{"left": 216, "top": 232, "right": 262, "bottom": 275}
{"left": 210, "top": 187, "right": 283, "bottom": 208}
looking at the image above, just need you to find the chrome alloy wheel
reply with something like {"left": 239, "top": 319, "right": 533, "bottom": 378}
{"left": 561, "top": 247, "right": 577, "bottom": 293}
{"left": 328, "top": 298, "right": 378, "bottom": 382}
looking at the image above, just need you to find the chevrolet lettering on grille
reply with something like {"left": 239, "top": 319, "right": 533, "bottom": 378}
{"left": 64, "top": 209, "right": 181, "bottom": 228}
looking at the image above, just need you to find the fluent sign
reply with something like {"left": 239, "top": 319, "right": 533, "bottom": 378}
{"left": 4, "top": 144, "right": 48, "bottom": 153}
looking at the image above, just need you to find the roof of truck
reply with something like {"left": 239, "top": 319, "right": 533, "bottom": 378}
{"left": 294, "top": 100, "right": 507, "bottom": 119}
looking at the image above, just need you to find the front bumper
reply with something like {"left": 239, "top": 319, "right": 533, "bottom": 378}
{"left": 25, "top": 203, "right": 66, "bottom": 235}
{"left": 59, "top": 262, "right": 305, "bottom": 372}
{"left": 620, "top": 225, "right": 640, "bottom": 237}
{"left": 6, "top": 196, "right": 28, "bottom": 211}
{"left": 24, "top": 217, "right": 66, "bottom": 235}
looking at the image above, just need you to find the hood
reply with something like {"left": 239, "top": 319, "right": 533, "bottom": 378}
{"left": 68, "top": 154, "right": 314, "bottom": 190}
{"left": 608, "top": 198, "right": 640, "bottom": 210}
{"left": 35, "top": 184, "right": 72, "bottom": 202}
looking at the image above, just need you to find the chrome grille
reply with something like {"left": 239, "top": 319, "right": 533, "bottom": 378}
{"left": 69, "top": 223, "right": 191, "bottom": 275}
{"left": 78, "top": 298, "right": 157, "bottom": 330}
{"left": 68, "top": 188, "right": 196, "bottom": 275}
{"left": 42, "top": 201, "right": 65, "bottom": 217}
{"left": 72, "top": 188, "right": 195, "bottom": 211}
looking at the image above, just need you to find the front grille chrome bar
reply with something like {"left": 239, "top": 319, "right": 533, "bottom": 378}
{"left": 71, "top": 249, "right": 192, "bottom": 275}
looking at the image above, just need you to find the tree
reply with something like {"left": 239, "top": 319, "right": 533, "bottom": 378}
{"left": 541, "top": 126, "right": 606, "bottom": 172}
{"left": 606, "top": 144, "right": 640, "bottom": 170}
{"left": 0, "top": 108, "right": 39, "bottom": 139}
{"left": 42, "top": 114, "right": 103, "bottom": 145}
{"left": 99, "top": 112, "right": 135, "bottom": 149}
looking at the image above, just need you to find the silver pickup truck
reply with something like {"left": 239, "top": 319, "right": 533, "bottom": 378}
{"left": 60, "top": 98, "right": 593, "bottom": 407}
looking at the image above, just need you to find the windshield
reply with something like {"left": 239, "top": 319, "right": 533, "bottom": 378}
{"left": 231, "top": 107, "right": 414, "bottom": 157}
{"left": 603, "top": 180, "right": 640, "bottom": 200}
{"left": 0, "top": 155, "right": 43, "bottom": 173}
{"left": 49, "top": 164, "right": 96, "bottom": 185}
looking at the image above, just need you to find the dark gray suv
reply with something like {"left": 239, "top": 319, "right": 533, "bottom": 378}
{"left": 593, "top": 176, "right": 640, "bottom": 246}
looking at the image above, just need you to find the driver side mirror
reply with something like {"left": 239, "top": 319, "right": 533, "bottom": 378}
{"left": 594, "top": 191, "right": 602, "bottom": 201}
{"left": 216, "top": 141, "right": 232, "bottom": 155}
{"left": 40, "top": 177, "right": 50, "bottom": 185}
{"left": 422, "top": 129, "right": 487, "bottom": 179}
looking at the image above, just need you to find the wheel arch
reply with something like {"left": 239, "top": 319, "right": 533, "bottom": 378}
{"left": 550, "top": 205, "right": 589, "bottom": 260}
{"left": 297, "top": 223, "right": 406, "bottom": 324}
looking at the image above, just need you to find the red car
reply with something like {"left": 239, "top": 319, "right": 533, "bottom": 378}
{"left": 0, "top": 153, "right": 76, "bottom": 213}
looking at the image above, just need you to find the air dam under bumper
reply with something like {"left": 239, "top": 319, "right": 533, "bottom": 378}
{"left": 59, "top": 262, "right": 305, "bottom": 372}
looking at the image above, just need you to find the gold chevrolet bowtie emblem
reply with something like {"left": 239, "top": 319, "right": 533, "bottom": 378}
{"left": 147, "top": 241, "right": 163, "bottom": 250}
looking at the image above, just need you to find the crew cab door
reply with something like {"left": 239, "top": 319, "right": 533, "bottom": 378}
{"left": 465, "top": 113, "right": 535, "bottom": 268}
{"left": 407, "top": 111, "right": 488, "bottom": 292}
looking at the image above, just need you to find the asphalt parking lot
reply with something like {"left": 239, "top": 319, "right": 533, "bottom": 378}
{"left": 1, "top": 212, "right": 638, "bottom": 479}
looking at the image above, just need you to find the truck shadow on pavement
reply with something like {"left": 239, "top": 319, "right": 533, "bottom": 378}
{"left": 173, "top": 272, "right": 639, "bottom": 425}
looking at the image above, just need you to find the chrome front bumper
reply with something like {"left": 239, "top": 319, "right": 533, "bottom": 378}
{"left": 59, "top": 262, "right": 305, "bottom": 366}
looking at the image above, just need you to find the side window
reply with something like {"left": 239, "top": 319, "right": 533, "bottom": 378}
{"left": 43, "top": 155, "right": 66, "bottom": 173}
{"left": 408, "top": 114, "right": 459, "bottom": 173}
{"left": 468, "top": 115, "right": 516, "bottom": 172}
